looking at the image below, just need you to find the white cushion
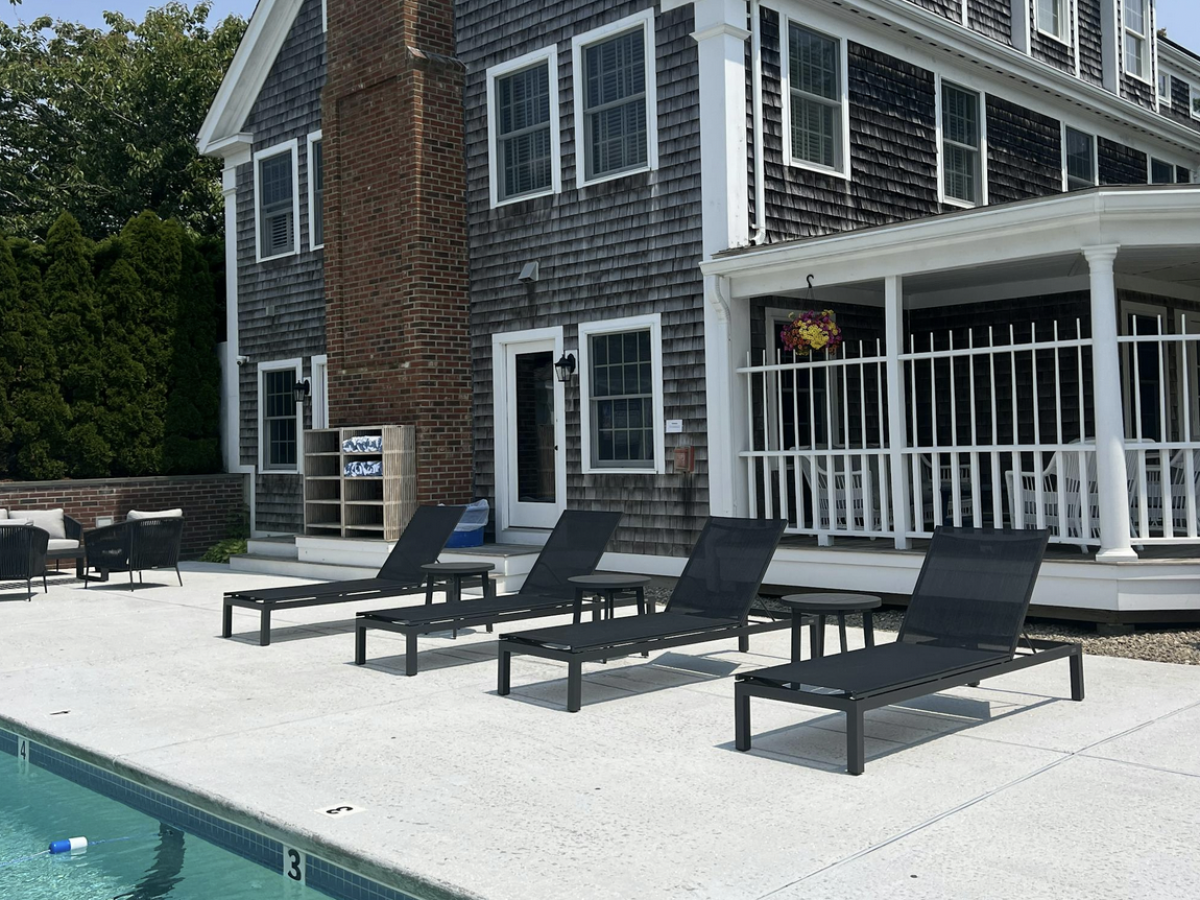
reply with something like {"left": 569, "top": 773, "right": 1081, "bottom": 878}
{"left": 47, "top": 538, "right": 80, "bottom": 552}
{"left": 22, "top": 508, "right": 66, "bottom": 539}
{"left": 127, "top": 508, "right": 183, "bottom": 521}
{"left": 0, "top": 509, "right": 7, "bottom": 519}
{"left": 4, "top": 518, "right": 32, "bottom": 527}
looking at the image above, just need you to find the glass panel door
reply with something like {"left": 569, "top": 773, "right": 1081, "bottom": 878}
{"left": 503, "top": 339, "right": 563, "bottom": 529}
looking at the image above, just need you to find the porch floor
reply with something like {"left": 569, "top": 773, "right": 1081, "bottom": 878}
{"left": 777, "top": 534, "right": 1200, "bottom": 564}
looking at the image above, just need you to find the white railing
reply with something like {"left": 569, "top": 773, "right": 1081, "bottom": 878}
{"left": 738, "top": 341, "right": 892, "bottom": 542}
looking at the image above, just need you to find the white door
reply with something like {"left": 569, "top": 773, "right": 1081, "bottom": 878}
{"left": 311, "top": 355, "right": 329, "bottom": 429}
{"left": 495, "top": 332, "right": 566, "bottom": 530}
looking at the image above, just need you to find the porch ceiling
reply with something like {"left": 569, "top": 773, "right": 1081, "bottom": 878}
{"left": 705, "top": 186, "right": 1200, "bottom": 304}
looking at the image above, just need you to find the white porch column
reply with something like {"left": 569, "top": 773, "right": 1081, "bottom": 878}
{"left": 884, "top": 276, "right": 912, "bottom": 550}
{"left": 1085, "top": 245, "right": 1137, "bottom": 561}
{"left": 221, "top": 164, "right": 240, "bottom": 474}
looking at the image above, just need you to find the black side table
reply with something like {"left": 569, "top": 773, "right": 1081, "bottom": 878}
{"left": 421, "top": 562, "right": 496, "bottom": 638}
{"left": 567, "top": 574, "right": 652, "bottom": 624}
{"left": 779, "top": 592, "right": 882, "bottom": 662}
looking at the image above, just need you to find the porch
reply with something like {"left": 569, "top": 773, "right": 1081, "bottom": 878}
{"left": 702, "top": 186, "right": 1200, "bottom": 617}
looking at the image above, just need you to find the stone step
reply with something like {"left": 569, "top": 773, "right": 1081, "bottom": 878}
{"left": 246, "top": 536, "right": 299, "bottom": 560}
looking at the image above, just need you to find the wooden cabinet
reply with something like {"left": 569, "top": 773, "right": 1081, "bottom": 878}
{"left": 303, "top": 426, "right": 417, "bottom": 540}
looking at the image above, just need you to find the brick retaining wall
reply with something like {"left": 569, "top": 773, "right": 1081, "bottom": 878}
{"left": 0, "top": 474, "right": 249, "bottom": 558}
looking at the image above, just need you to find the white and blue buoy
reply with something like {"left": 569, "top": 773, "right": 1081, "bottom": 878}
{"left": 48, "top": 837, "right": 88, "bottom": 855}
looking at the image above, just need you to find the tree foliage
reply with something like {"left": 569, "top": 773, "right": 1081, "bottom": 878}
{"left": 0, "top": 2, "right": 246, "bottom": 241}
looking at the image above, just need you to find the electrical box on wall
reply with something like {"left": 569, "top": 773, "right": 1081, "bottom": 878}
{"left": 673, "top": 446, "right": 695, "bottom": 474}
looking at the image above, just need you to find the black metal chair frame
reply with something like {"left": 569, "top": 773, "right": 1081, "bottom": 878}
{"left": 43, "top": 515, "right": 85, "bottom": 579}
{"left": 733, "top": 527, "right": 1085, "bottom": 775}
{"left": 353, "top": 509, "right": 623, "bottom": 675}
{"left": 496, "top": 516, "right": 790, "bottom": 712}
{"left": 222, "top": 504, "right": 466, "bottom": 647}
{"left": 84, "top": 517, "right": 185, "bottom": 591}
{"left": 0, "top": 524, "right": 50, "bottom": 600}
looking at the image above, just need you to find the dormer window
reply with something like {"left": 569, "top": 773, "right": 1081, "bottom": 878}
{"left": 1124, "top": 0, "right": 1149, "bottom": 80}
{"left": 254, "top": 140, "right": 300, "bottom": 263}
{"left": 1036, "top": 0, "right": 1068, "bottom": 44}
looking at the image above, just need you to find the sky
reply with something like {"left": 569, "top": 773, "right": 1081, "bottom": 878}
{"left": 1, "top": 0, "right": 1198, "bottom": 53}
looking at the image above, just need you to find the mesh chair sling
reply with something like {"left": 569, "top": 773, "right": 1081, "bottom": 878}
{"left": 222, "top": 504, "right": 465, "bottom": 646}
{"left": 354, "top": 510, "right": 622, "bottom": 676}
{"left": 84, "top": 517, "right": 185, "bottom": 590}
{"left": 0, "top": 524, "right": 49, "bottom": 599}
{"left": 735, "top": 527, "right": 1084, "bottom": 775}
{"left": 497, "top": 516, "right": 789, "bottom": 712}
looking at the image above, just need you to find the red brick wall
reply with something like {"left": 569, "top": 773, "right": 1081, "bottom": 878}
{"left": 322, "top": 0, "right": 473, "bottom": 506}
{"left": 0, "top": 474, "right": 249, "bottom": 557}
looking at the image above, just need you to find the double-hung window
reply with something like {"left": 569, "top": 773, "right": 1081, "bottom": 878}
{"left": 1124, "top": 0, "right": 1149, "bottom": 80}
{"left": 1192, "top": 84, "right": 1200, "bottom": 120}
{"left": 254, "top": 140, "right": 299, "bottom": 262}
{"left": 259, "top": 362, "right": 302, "bottom": 472}
{"left": 787, "top": 23, "right": 847, "bottom": 176}
{"left": 1150, "top": 158, "right": 1176, "bottom": 184}
{"left": 308, "top": 132, "right": 324, "bottom": 250}
{"left": 1036, "top": 0, "right": 1068, "bottom": 43}
{"left": 1158, "top": 72, "right": 1172, "bottom": 105}
{"left": 1064, "top": 126, "right": 1096, "bottom": 191}
{"left": 489, "top": 49, "right": 558, "bottom": 205}
{"left": 940, "top": 82, "right": 984, "bottom": 207}
{"left": 579, "top": 314, "right": 664, "bottom": 474}
{"left": 573, "top": 10, "right": 657, "bottom": 186}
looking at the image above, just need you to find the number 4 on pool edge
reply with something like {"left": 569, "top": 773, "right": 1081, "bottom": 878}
{"left": 16, "top": 736, "right": 29, "bottom": 773}
{"left": 284, "top": 847, "right": 306, "bottom": 885}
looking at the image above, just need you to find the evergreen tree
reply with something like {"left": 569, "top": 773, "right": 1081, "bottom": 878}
{"left": 164, "top": 234, "right": 222, "bottom": 473}
{"left": 44, "top": 213, "right": 111, "bottom": 476}
{"left": 0, "top": 239, "right": 19, "bottom": 473}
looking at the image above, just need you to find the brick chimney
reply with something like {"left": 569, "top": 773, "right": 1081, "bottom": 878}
{"left": 322, "top": 0, "right": 472, "bottom": 505}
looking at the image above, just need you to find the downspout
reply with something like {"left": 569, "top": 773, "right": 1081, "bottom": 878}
{"left": 749, "top": 0, "right": 768, "bottom": 245}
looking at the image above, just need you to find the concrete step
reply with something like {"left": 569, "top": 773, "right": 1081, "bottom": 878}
{"left": 246, "top": 536, "right": 299, "bottom": 560}
{"left": 228, "top": 554, "right": 378, "bottom": 581}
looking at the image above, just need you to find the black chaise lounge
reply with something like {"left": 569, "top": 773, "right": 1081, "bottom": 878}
{"left": 497, "top": 516, "right": 789, "bottom": 712}
{"left": 354, "top": 509, "right": 622, "bottom": 675}
{"left": 735, "top": 526, "right": 1084, "bottom": 775}
{"left": 222, "top": 504, "right": 465, "bottom": 646}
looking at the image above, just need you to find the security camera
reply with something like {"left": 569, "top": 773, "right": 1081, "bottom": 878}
{"left": 236, "top": 355, "right": 249, "bottom": 366}
{"left": 517, "top": 261, "right": 539, "bottom": 284}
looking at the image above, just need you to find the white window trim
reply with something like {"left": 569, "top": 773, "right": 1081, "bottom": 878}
{"left": 486, "top": 46, "right": 562, "bottom": 209}
{"left": 1034, "top": 0, "right": 1071, "bottom": 46}
{"left": 571, "top": 8, "right": 659, "bottom": 190}
{"left": 321, "top": 0, "right": 327, "bottom": 32}
{"left": 257, "top": 358, "right": 304, "bottom": 474}
{"left": 1148, "top": 156, "right": 1177, "bottom": 184}
{"left": 307, "top": 130, "right": 324, "bottom": 252}
{"left": 1061, "top": 123, "right": 1098, "bottom": 191}
{"left": 578, "top": 313, "right": 665, "bottom": 475}
{"left": 935, "top": 76, "right": 989, "bottom": 209}
{"left": 1158, "top": 71, "right": 1172, "bottom": 107}
{"left": 311, "top": 354, "right": 329, "bottom": 430}
{"left": 1191, "top": 84, "right": 1200, "bottom": 121}
{"left": 1121, "top": 0, "right": 1152, "bottom": 85}
{"left": 253, "top": 138, "right": 301, "bottom": 263}
{"left": 780, "top": 17, "right": 851, "bottom": 182}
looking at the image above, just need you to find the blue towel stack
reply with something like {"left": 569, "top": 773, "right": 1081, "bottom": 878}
{"left": 344, "top": 460, "right": 383, "bottom": 477}
{"left": 342, "top": 435, "right": 384, "bottom": 453}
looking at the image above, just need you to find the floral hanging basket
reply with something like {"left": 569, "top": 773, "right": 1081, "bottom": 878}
{"left": 780, "top": 309, "right": 842, "bottom": 356}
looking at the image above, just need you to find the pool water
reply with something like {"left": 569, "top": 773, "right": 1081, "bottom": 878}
{"left": 0, "top": 760, "right": 325, "bottom": 899}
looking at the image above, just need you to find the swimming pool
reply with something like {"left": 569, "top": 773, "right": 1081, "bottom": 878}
{"left": 0, "top": 729, "right": 424, "bottom": 900}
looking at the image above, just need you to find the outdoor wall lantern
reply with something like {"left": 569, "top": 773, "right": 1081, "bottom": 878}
{"left": 554, "top": 353, "right": 576, "bottom": 383}
{"left": 293, "top": 378, "right": 311, "bottom": 403}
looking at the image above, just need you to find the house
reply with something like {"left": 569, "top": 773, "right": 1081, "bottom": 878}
{"left": 201, "top": 0, "right": 1200, "bottom": 622}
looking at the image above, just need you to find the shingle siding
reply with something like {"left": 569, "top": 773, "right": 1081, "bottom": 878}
{"left": 1029, "top": 3, "right": 1075, "bottom": 74}
{"left": 459, "top": 0, "right": 707, "bottom": 557}
{"left": 1077, "top": 0, "right": 1104, "bottom": 85}
{"left": 967, "top": 0, "right": 1012, "bottom": 46}
{"left": 986, "top": 95, "right": 1063, "bottom": 203}
{"left": 1098, "top": 135, "right": 1147, "bottom": 183}
{"left": 900, "top": 0, "right": 963, "bottom": 22}
{"left": 236, "top": 0, "right": 326, "bottom": 533}
{"left": 1121, "top": 72, "right": 1156, "bottom": 111}
{"left": 1165, "top": 75, "right": 1200, "bottom": 134}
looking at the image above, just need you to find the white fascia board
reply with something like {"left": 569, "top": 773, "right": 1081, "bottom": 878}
{"left": 801, "top": 0, "right": 1200, "bottom": 155}
{"left": 207, "top": 133, "right": 254, "bottom": 167}
{"left": 702, "top": 187, "right": 1200, "bottom": 292}
{"left": 197, "top": 0, "right": 305, "bottom": 155}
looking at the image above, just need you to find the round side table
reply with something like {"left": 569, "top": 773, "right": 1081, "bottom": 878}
{"left": 421, "top": 561, "right": 496, "bottom": 638}
{"left": 778, "top": 592, "right": 882, "bottom": 662}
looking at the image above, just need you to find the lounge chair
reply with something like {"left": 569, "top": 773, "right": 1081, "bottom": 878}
{"left": 734, "top": 526, "right": 1083, "bottom": 775}
{"left": 497, "top": 516, "right": 788, "bottom": 712}
{"left": 222, "top": 504, "right": 465, "bottom": 646}
{"left": 0, "top": 523, "right": 49, "bottom": 599}
{"left": 354, "top": 509, "right": 622, "bottom": 675}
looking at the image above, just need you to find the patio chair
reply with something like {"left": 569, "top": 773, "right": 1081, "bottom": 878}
{"left": 222, "top": 504, "right": 465, "bottom": 646}
{"left": 734, "top": 526, "right": 1083, "bottom": 775}
{"left": 1166, "top": 448, "right": 1200, "bottom": 536}
{"left": 798, "top": 455, "right": 882, "bottom": 533}
{"left": 84, "top": 515, "right": 185, "bottom": 591}
{"left": 353, "top": 509, "right": 622, "bottom": 675}
{"left": 0, "top": 524, "right": 49, "bottom": 599}
{"left": 496, "top": 516, "right": 788, "bottom": 712}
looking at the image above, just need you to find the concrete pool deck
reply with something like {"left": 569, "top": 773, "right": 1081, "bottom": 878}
{"left": 2, "top": 564, "right": 1199, "bottom": 899}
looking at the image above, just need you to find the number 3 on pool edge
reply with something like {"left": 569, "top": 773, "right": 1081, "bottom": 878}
{"left": 284, "top": 847, "right": 305, "bottom": 885}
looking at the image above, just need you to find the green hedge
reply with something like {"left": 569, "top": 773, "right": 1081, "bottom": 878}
{"left": 0, "top": 211, "right": 222, "bottom": 480}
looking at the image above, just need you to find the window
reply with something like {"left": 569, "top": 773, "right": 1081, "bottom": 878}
{"left": 1158, "top": 72, "right": 1171, "bottom": 105}
{"left": 578, "top": 314, "right": 664, "bottom": 474}
{"left": 1124, "top": 0, "right": 1149, "bottom": 80}
{"left": 572, "top": 10, "right": 657, "bottom": 187}
{"left": 939, "top": 82, "right": 985, "bottom": 207}
{"left": 786, "top": 23, "right": 847, "bottom": 176}
{"left": 1150, "top": 158, "right": 1176, "bottom": 184}
{"left": 254, "top": 140, "right": 299, "bottom": 262}
{"left": 1036, "top": 0, "right": 1068, "bottom": 43}
{"left": 488, "top": 48, "right": 559, "bottom": 206}
{"left": 1064, "top": 126, "right": 1096, "bottom": 191}
{"left": 259, "top": 362, "right": 302, "bottom": 472}
{"left": 1192, "top": 84, "right": 1200, "bottom": 120}
{"left": 307, "top": 132, "right": 323, "bottom": 250}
